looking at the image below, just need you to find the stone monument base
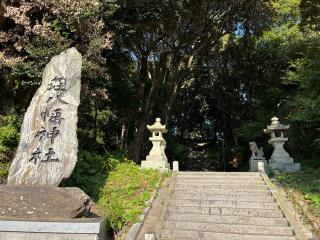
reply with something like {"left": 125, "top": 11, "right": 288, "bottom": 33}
{"left": 0, "top": 185, "right": 108, "bottom": 239}
{"left": 249, "top": 158, "right": 268, "bottom": 172}
{"left": 269, "top": 162, "right": 301, "bottom": 172}
{"left": 0, "top": 217, "right": 107, "bottom": 240}
{"left": 141, "top": 156, "right": 170, "bottom": 171}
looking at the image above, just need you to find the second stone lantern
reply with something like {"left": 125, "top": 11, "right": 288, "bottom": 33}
{"left": 264, "top": 117, "right": 300, "bottom": 172}
{"left": 141, "top": 118, "right": 170, "bottom": 171}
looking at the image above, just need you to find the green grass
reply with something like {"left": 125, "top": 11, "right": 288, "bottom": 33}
{"left": 0, "top": 162, "right": 9, "bottom": 183}
{"left": 62, "top": 151, "right": 125, "bottom": 200}
{"left": 276, "top": 166, "right": 320, "bottom": 215}
{"left": 98, "top": 162, "right": 160, "bottom": 235}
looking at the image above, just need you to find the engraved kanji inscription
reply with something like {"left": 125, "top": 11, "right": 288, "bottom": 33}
{"left": 29, "top": 148, "right": 42, "bottom": 164}
{"left": 47, "top": 126, "right": 60, "bottom": 144}
{"left": 35, "top": 127, "right": 47, "bottom": 142}
{"left": 47, "top": 76, "right": 66, "bottom": 91}
{"left": 41, "top": 148, "right": 59, "bottom": 162}
{"left": 49, "top": 108, "right": 64, "bottom": 125}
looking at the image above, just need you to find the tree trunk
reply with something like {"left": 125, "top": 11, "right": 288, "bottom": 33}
{"left": 132, "top": 117, "right": 148, "bottom": 162}
{"left": 93, "top": 100, "right": 98, "bottom": 141}
{"left": 131, "top": 50, "right": 152, "bottom": 163}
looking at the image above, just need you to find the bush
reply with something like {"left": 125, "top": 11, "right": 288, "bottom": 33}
{"left": 62, "top": 151, "right": 126, "bottom": 200}
{"left": 0, "top": 113, "right": 21, "bottom": 182}
{"left": 0, "top": 114, "right": 20, "bottom": 154}
{"left": 98, "top": 162, "right": 160, "bottom": 234}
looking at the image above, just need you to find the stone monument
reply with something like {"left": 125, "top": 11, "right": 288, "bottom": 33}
{"left": 8, "top": 47, "right": 81, "bottom": 186}
{"left": 141, "top": 118, "right": 170, "bottom": 171}
{"left": 264, "top": 117, "right": 300, "bottom": 172}
{"left": 1, "top": 48, "right": 106, "bottom": 240}
{"left": 249, "top": 141, "right": 267, "bottom": 172}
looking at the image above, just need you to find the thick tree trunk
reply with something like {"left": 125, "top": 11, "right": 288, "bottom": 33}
{"left": 132, "top": 117, "right": 148, "bottom": 162}
{"left": 131, "top": 50, "right": 153, "bottom": 163}
{"left": 165, "top": 81, "right": 179, "bottom": 124}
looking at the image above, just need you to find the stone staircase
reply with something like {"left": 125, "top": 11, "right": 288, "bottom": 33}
{"left": 157, "top": 172, "right": 300, "bottom": 240}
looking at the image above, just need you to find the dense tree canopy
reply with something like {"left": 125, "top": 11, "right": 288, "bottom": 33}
{"left": 0, "top": 0, "right": 319, "bottom": 172}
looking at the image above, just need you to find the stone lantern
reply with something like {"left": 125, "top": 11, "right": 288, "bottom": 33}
{"left": 141, "top": 118, "right": 170, "bottom": 171}
{"left": 264, "top": 117, "right": 300, "bottom": 172}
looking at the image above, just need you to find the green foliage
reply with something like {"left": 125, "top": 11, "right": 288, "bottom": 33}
{"left": 300, "top": 0, "right": 320, "bottom": 32}
{"left": 0, "top": 112, "right": 21, "bottom": 182}
{"left": 12, "top": 35, "right": 71, "bottom": 86}
{"left": 98, "top": 162, "right": 160, "bottom": 233}
{"left": 0, "top": 162, "right": 9, "bottom": 181}
{"left": 0, "top": 114, "right": 21, "bottom": 154}
{"left": 173, "top": 143, "right": 189, "bottom": 170}
{"left": 62, "top": 151, "right": 126, "bottom": 200}
{"left": 276, "top": 166, "right": 320, "bottom": 214}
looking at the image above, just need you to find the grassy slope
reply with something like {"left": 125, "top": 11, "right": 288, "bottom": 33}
{"left": 275, "top": 166, "right": 320, "bottom": 237}
{"left": 98, "top": 162, "right": 161, "bottom": 239}
{"left": 64, "top": 153, "right": 162, "bottom": 239}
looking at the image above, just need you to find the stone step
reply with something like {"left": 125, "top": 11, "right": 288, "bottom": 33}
{"left": 175, "top": 179, "right": 266, "bottom": 185}
{"left": 167, "top": 206, "right": 284, "bottom": 218}
{"left": 175, "top": 183, "right": 269, "bottom": 190}
{"left": 173, "top": 189, "right": 271, "bottom": 196}
{"left": 160, "top": 230, "right": 297, "bottom": 240}
{"left": 169, "top": 199, "right": 279, "bottom": 209}
{"left": 177, "top": 175, "right": 262, "bottom": 181}
{"left": 162, "top": 221, "right": 294, "bottom": 236}
{"left": 178, "top": 172, "right": 261, "bottom": 176}
{"left": 171, "top": 193, "right": 275, "bottom": 202}
{"left": 166, "top": 213, "right": 289, "bottom": 226}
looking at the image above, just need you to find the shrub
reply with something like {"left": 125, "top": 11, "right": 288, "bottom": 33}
{"left": 0, "top": 114, "right": 20, "bottom": 154}
{"left": 62, "top": 151, "right": 126, "bottom": 200}
{"left": 98, "top": 162, "right": 160, "bottom": 234}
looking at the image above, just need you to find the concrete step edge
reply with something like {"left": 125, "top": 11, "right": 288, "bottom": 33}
{"left": 169, "top": 200, "right": 279, "bottom": 208}
{"left": 177, "top": 172, "right": 261, "bottom": 175}
{"left": 167, "top": 205, "right": 284, "bottom": 218}
{"left": 173, "top": 189, "right": 271, "bottom": 195}
{"left": 159, "top": 230, "right": 296, "bottom": 240}
{"left": 165, "top": 213, "right": 289, "bottom": 226}
{"left": 175, "top": 181, "right": 266, "bottom": 185}
{"left": 162, "top": 221, "right": 294, "bottom": 236}
{"left": 171, "top": 194, "right": 275, "bottom": 202}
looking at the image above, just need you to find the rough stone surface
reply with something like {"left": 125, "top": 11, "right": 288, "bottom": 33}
{"left": 250, "top": 159, "right": 268, "bottom": 172}
{"left": 0, "top": 186, "right": 92, "bottom": 219}
{"left": 269, "top": 162, "right": 301, "bottom": 172}
{"left": 0, "top": 217, "right": 107, "bottom": 240}
{"left": 172, "top": 161, "right": 179, "bottom": 172}
{"left": 0, "top": 232, "right": 99, "bottom": 240}
{"left": 264, "top": 117, "right": 300, "bottom": 172}
{"left": 144, "top": 233, "right": 156, "bottom": 240}
{"left": 8, "top": 48, "right": 82, "bottom": 186}
{"left": 157, "top": 172, "right": 299, "bottom": 240}
{"left": 249, "top": 142, "right": 264, "bottom": 158}
{"left": 141, "top": 118, "right": 170, "bottom": 171}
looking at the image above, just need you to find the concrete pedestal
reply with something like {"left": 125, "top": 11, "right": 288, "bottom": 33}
{"left": 141, "top": 155, "right": 170, "bottom": 171}
{"left": 269, "top": 138, "right": 300, "bottom": 172}
{"left": 0, "top": 217, "right": 107, "bottom": 240}
{"left": 269, "top": 162, "right": 301, "bottom": 172}
{"left": 249, "top": 158, "right": 268, "bottom": 172}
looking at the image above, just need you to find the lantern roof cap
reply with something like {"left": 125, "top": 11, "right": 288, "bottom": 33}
{"left": 147, "top": 118, "right": 167, "bottom": 133}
